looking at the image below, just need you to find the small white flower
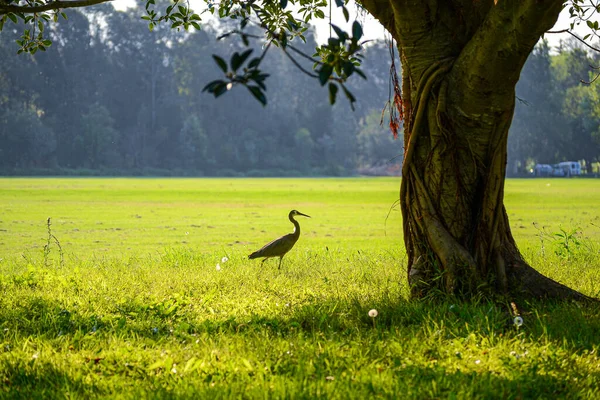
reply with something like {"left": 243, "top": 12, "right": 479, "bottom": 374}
{"left": 221, "top": 256, "right": 229, "bottom": 263}
{"left": 325, "top": 376, "right": 335, "bottom": 381}
{"left": 514, "top": 316, "right": 524, "bottom": 327}
{"left": 475, "top": 359, "right": 481, "bottom": 365}
{"left": 32, "top": 353, "right": 39, "bottom": 359}
{"left": 368, "top": 309, "right": 378, "bottom": 318}
{"left": 226, "top": 82, "right": 233, "bottom": 90}
{"left": 216, "top": 263, "right": 221, "bottom": 271}
{"left": 152, "top": 327, "right": 158, "bottom": 334}
{"left": 185, "top": 232, "right": 189, "bottom": 235}
{"left": 171, "top": 364, "right": 177, "bottom": 374}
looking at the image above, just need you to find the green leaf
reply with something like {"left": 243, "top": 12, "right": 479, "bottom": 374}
{"left": 341, "top": 85, "right": 356, "bottom": 107}
{"left": 237, "top": 49, "right": 254, "bottom": 69}
{"left": 202, "top": 80, "right": 225, "bottom": 93}
{"left": 327, "top": 37, "right": 340, "bottom": 47}
{"left": 342, "top": 61, "right": 354, "bottom": 77}
{"left": 248, "top": 57, "right": 261, "bottom": 69}
{"left": 213, "top": 82, "right": 228, "bottom": 97}
{"left": 328, "top": 83, "right": 338, "bottom": 105}
{"left": 343, "top": 7, "right": 349, "bottom": 22}
{"left": 247, "top": 85, "right": 267, "bottom": 106}
{"left": 280, "top": 31, "right": 288, "bottom": 48}
{"left": 352, "top": 21, "right": 362, "bottom": 40}
{"left": 319, "top": 64, "right": 333, "bottom": 86}
{"left": 280, "top": 0, "right": 288, "bottom": 9}
{"left": 331, "top": 24, "right": 345, "bottom": 40}
{"left": 212, "top": 55, "right": 228, "bottom": 73}
{"left": 232, "top": 50, "right": 252, "bottom": 71}
{"left": 8, "top": 13, "right": 17, "bottom": 24}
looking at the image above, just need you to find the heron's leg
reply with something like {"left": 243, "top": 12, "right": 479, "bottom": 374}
{"left": 261, "top": 258, "right": 268, "bottom": 264}
{"left": 278, "top": 257, "right": 283, "bottom": 270}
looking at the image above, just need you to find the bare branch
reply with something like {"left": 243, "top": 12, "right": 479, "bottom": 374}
{"left": 552, "top": 29, "right": 600, "bottom": 53}
{"left": 282, "top": 47, "right": 319, "bottom": 79}
{"left": 0, "top": 0, "right": 111, "bottom": 14}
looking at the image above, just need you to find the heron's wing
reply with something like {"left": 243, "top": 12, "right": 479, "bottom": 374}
{"left": 249, "top": 233, "right": 298, "bottom": 259}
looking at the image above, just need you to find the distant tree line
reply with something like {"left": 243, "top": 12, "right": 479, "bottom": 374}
{"left": 0, "top": 4, "right": 398, "bottom": 176}
{"left": 0, "top": 5, "right": 599, "bottom": 176}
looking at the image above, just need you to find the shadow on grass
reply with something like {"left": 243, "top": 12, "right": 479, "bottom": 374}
{"left": 0, "top": 357, "right": 589, "bottom": 399}
{"left": 0, "top": 360, "right": 100, "bottom": 400}
{"left": 1, "top": 292, "right": 599, "bottom": 351}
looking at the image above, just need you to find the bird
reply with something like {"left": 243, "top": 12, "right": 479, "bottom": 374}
{"left": 248, "top": 210, "right": 311, "bottom": 269}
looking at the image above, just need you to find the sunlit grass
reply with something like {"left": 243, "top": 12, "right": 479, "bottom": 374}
{"left": 0, "top": 177, "right": 599, "bottom": 398}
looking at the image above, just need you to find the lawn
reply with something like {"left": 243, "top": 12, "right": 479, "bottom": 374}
{"left": 0, "top": 177, "right": 599, "bottom": 398}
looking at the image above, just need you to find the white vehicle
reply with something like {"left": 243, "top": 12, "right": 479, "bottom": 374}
{"left": 551, "top": 164, "right": 565, "bottom": 177}
{"left": 533, "top": 164, "right": 553, "bottom": 177}
{"left": 557, "top": 161, "right": 581, "bottom": 177}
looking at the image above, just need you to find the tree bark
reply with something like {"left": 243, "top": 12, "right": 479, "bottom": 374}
{"left": 361, "top": 0, "right": 593, "bottom": 300}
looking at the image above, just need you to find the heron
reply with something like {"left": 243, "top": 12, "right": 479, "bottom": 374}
{"left": 248, "top": 210, "right": 311, "bottom": 269}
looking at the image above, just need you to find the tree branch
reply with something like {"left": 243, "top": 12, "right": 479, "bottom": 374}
{"left": 547, "top": 29, "right": 600, "bottom": 53}
{"left": 0, "top": 0, "right": 111, "bottom": 14}
{"left": 359, "top": 0, "right": 396, "bottom": 37}
{"left": 449, "top": 0, "right": 564, "bottom": 115}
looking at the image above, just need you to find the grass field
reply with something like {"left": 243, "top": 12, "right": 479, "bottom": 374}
{"left": 1, "top": 177, "right": 599, "bottom": 398}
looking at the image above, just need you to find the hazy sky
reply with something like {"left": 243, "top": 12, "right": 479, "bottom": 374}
{"left": 113, "top": 1, "right": 589, "bottom": 48}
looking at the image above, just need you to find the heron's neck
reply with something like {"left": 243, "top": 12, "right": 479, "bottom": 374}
{"left": 289, "top": 215, "right": 300, "bottom": 235}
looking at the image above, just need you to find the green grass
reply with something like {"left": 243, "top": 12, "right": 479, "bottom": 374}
{"left": 0, "top": 177, "right": 599, "bottom": 398}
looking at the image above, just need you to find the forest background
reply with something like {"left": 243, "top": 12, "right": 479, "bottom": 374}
{"left": 1, "top": 3, "right": 600, "bottom": 177}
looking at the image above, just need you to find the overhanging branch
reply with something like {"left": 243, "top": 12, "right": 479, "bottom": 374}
{"left": 0, "top": 0, "right": 111, "bottom": 14}
{"left": 547, "top": 29, "right": 600, "bottom": 53}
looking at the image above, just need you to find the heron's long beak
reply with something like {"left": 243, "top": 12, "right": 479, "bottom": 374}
{"left": 298, "top": 212, "right": 311, "bottom": 218}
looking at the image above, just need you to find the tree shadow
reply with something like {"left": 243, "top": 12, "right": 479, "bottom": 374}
{"left": 1, "top": 294, "right": 599, "bottom": 397}
{"left": 0, "top": 360, "right": 101, "bottom": 399}
{"left": 1, "top": 290, "right": 599, "bottom": 350}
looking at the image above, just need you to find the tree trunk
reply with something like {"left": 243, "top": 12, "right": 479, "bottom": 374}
{"left": 361, "top": 0, "right": 593, "bottom": 300}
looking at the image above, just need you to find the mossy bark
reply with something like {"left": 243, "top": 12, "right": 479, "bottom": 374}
{"left": 361, "top": 0, "right": 592, "bottom": 300}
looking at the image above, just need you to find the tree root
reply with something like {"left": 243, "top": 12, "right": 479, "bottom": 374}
{"left": 507, "top": 259, "right": 596, "bottom": 302}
